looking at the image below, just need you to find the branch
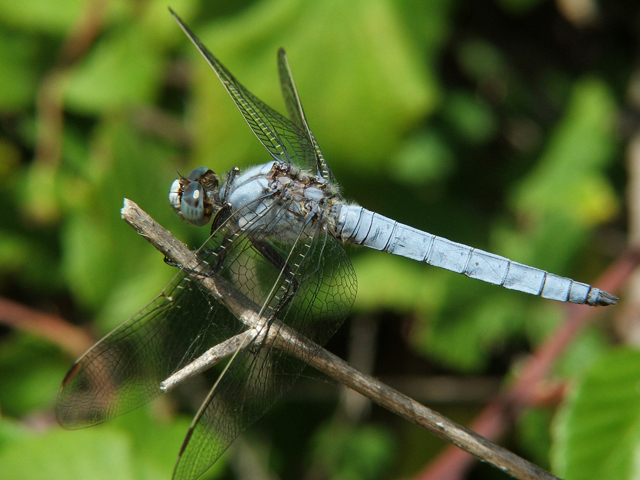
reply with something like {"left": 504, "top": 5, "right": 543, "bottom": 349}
{"left": 0, "top": 296, "right": 94, "bottom": 357}
{"left": 160, "top": 329, "right": 259, "bottom": 392}
{"left": 121, "top": 198, "right": 561, "bottom": 480}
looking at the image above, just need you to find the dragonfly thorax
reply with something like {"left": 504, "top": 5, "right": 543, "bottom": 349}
{"left": 221, "top": 161, "right": 339, "bottom": 239}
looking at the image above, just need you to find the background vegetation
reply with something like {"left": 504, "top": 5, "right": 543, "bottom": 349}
{"left": 0, "top": 0, "right": 634, "bottom": 479}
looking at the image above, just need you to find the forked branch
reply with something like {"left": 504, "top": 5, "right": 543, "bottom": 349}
{"left": 121, "top": 198, "right": 560, "bottom": 480}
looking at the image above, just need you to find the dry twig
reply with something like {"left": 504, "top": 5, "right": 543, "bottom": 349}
{"left": 121, "top": 198, "right": 560, "bottom": 480}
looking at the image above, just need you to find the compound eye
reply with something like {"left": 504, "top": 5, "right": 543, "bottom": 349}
{"left": 169, "top": 178, "right": 184, "bottom": 213}
{"left": 187, "top": 167, "right": 219, "bottom": 193}
{"left": 187, "top": 166, "right": 212, "bottom": 181}
{"left": 180, "top": 181, "right": 212, "bottom": 226}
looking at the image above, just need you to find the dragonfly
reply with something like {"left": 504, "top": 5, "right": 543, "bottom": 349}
{"left": 56, "top": 9, "right": 618, "bottom": 480}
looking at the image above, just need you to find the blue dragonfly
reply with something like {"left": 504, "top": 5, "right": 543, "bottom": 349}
{"left": 56, "top": 9, "right": 617, "bottom": 480}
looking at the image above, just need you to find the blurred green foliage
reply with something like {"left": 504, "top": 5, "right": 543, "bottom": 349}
{"left": 552, "top": 349, "right": 640, "bottom": 480}
{"left": 0, "top": 0, "right": 630, "bottom": 479}
{"left": 310, "top": 423, "right": 397, "bottom": 480}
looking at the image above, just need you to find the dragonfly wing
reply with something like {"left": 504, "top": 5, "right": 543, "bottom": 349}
{"left": 56, "top": 270, "right": 242, "bottom": 429}
{"left": 277, "top": 48, "right": 333, "bottom": 182}
{"left": 172, "top": 207, "right": 357, "bottom": 480}
{"left": 56, "top": 189, "right": 299, "bottom": 430}
{"left": 170, "top": 10, "right": 318, "bottom": 173}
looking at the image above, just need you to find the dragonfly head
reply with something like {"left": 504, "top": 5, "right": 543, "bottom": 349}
{"left": 169, "top": 167, "right": 220, "bottom": 226}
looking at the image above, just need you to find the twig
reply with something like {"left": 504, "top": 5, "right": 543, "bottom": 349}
{"left": 0, "top": 297, "right": 94, "bottom": 357}
{"left": 160, "top": 329, "right": 260, "bottom": 392}
{"left": 121, "top": 198, "right": 561, "bottom": 480}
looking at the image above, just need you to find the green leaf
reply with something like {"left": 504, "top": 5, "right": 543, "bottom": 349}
{"left": 395, "top": 0, "right": 454, "bottom": 49}
{"left": 110, "top": 407, "right": 223, "bottom": 480}
{"left": 0, "top": 407, "right": 213, "bottom": 480}
{"left": 0, "top": 334, "right": 68, "bottom": 416}
{"left": 0, "top": 426, "right": 136, "bottom": 480}
{"left": 138, "top": 0, "right": 200, "bottom": 48}
{"left": 311, "top": 423, "right": 396, "bottom": 480}
{"left": 0, "top": 30, "right": 39, "bottom": 110}
{"left": 61, "top": 211, "right": 132, "bottom": 309}
{"left": 518, "top": 408, "right": 553, "bottom": 469}
{"left": 511, "top": 77, "right": 619, "bottom": 228}
{"left": 352, "top": 251, "right": 445, "bottom": 313}
{"left": 391, "top": 130, "right": 455, "bottom": 185}
{"left": 0, "top": 0, "right": 84, "bottom": 34}
{"left": 19, "top": 162, "right": 62, "bottom": 224}
{"left": 64, "top": 25, "right": 164, "bottom": 114}
{"left": 443, "top": 90, "right": 498, "bottom": 144}
{"left": 413, "top": 290, "right": 524, "bottom": 371}
{"left": 457, "top": 39, "right": 509, "bottom": 84}
{"left": 552, "top": 348, "right": 640, "bottom": 480}
{"left": 0, "top": 418, "right": 27, "bottom": 447}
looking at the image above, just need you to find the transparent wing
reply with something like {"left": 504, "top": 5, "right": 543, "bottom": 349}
{"left": 277, "top": 48, "right": 333, "bottom": 182}
{"left": 55, "top": 188, "right": 302, "bottom": 428}
{"left": 170, "top": 9, "right": 318, "bottom": 173}
{"left": 172, "top": 206, "right": 357, "bottom": 480}
{"left": 55, "top": 189, "right": 303, "bottom": 429}
{"left": 56, "top": 267, "right": 242, "bottom": 428}
{"left": 57, "top": 192, "right": 356, "bottom": 480}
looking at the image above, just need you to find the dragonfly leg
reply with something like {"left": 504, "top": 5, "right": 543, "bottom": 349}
{"left": 163, "top": 256, "right": 181, "bottom": 268}
{"left": 210, "top": 203, "right": 233, "bottom": 235}
{"left": 252, "top": 240, "right": 300, "bottom": 296}
{"left": 246, "top": 239, "right": 301, "bottom": 347}
{"left": 218, "top": 167, "right": 239, "bottom": 204}
{"left": 250, "top": 280, "right": 299, "bottom": 352}
{"left": 162, "top": 234, "right": 231, "bottom": 277}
